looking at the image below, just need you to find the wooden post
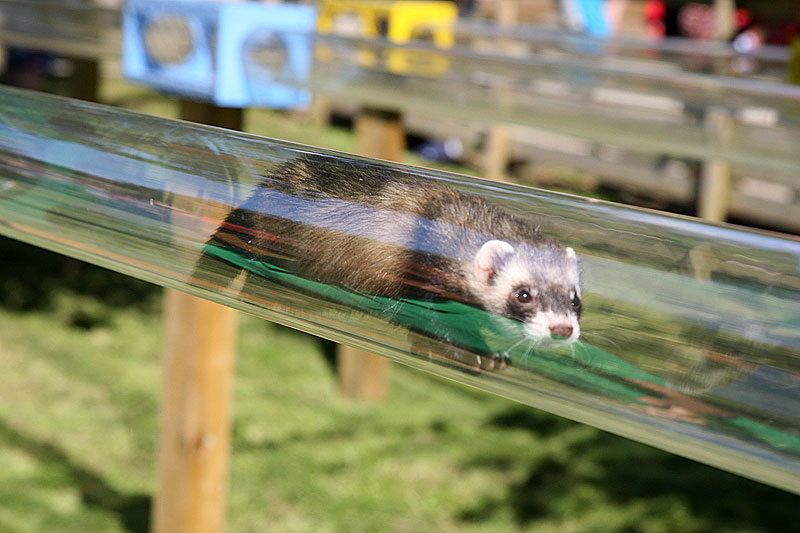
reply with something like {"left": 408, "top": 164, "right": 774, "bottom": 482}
{"left": 177, "top": 100, "right": 244, "bottom": 130}
{"left": 60, "top": 56, "right": 100, "bottom": 278}
{"left": 338, "top": 343, "right": 393, "bottom": 401}
{"left": 697, "top": 107, "right": 734, "bottom": 222}
{"left": 354, "top": 107, "right": 406, "bottom": 161}
{"left": 482, "top": 0, "right": 517, "bottom": 182}
{"left": 789, "top": 36, "right": 800, "bottom": 86}
{"left": 483, "top": 124, "right": 512, "bottom": 182}
{"left": 67, "top": 57, "right": 100, "bottom": 103}
{"left": 336, "top": 107, "right": 406, "bottom": 401}
{"left": 494, "top": 0, "right": 518, "bottom": 27}
{"left": 713, "top": 0, "right": 735, "bottom": 40}
{"left": 153, "top": 100, "right": 243, "bottom": 533}
{"left": 154, "top": 291, "right": 238, "bottom": 533}
{"left": 309, "top": 94, "right": 333, "bottom": 129}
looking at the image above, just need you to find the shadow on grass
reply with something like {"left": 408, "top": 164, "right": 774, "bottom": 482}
{"left": 460, "top": 406, "right": 800, "bottom": 532}
{"left": 0, "top": 417, "right": 150, "bottom": 533}
{"left": 0, "top": 236, "right": 159, "bottom": 314}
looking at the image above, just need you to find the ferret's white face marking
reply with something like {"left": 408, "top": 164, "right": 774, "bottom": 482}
{"left": 523, "top": 309, "right": 581, "bottom": 346}
{"left": 469, "top": 239, "right": 582, "bottom": 347}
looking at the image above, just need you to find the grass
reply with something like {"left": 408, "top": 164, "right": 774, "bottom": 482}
{"left": 2, "top": 237, "right": 800, "bottom": 533}
{"left": 1, "top": 77, "right": 799, "bottom": 532}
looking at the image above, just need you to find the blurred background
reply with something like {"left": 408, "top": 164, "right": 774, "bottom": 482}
{"left": 2, "top": 0, "right": 800, "bottom": 531}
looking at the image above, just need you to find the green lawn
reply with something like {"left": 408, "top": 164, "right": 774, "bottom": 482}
{"left": 0, "top": 78, "right": 798, "bottom": 532}
{"left": 2, "top": 237, "right": 799, "bottom": 533}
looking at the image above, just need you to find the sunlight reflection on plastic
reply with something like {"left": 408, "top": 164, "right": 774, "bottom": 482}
{"left": 0, "top": 86, "right": 799, "bottom": 493}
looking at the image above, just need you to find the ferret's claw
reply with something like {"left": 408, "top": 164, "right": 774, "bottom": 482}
{"left": 476, "top": 352, "right": 511, "bottom": 371}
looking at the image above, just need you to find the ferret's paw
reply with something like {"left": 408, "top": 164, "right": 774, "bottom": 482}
{"left": 495, "top": 352, "right": 511, "bottom": 370}
{"left": 475, "top": 352, "right": 511, "bottom": 371}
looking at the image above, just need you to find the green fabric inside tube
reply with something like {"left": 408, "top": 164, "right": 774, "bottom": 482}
{"left": 203, "top": 243, "right": 663, "bottom": 402}
{"left": 203, "top": 244, "right": 800, "bottom": 453}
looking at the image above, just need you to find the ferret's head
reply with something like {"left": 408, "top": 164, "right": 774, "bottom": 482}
{"left": 468, "top": 239, "right": 582, "bottom": 346}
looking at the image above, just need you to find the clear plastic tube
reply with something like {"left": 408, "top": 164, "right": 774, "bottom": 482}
{"left": 0, "top": 0, "right": 120, "bottom": 58}
{"left": 455, "top": 20, "right": 791, "bottom": 79}
{"left": 309, "top": 34, "right": 800, "bottom": 176}
{"left": 1, "top": 86, "right": 799, "bottom": 493}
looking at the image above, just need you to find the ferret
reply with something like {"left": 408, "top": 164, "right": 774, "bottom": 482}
{"left": 196, "top": 155, "right": 582, "bottom": 352}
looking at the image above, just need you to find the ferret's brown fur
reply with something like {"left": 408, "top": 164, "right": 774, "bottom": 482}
{"left": 198, "top": 155, "right": 582, "bottom": 343}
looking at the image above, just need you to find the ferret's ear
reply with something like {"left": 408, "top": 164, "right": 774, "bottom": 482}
{"left": 566, "top": 247, "right": 577, "bottom": 262}
{"left": 475, "top": 240, "right": 515, "bottom": 284}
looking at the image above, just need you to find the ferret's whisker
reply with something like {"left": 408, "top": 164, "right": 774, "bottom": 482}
{"left": 583, "top": 332, "right": 620, "bottom": 350}
{"left": 568, "top": 343, "right": 577, "bottom": 359}
{"left": 507, "top": 337, "right": 527, "bottom": 354}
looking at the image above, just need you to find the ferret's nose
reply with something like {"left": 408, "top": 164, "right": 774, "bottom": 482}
{"left": 549, "top": 324, "right": 573, "bottom": 339}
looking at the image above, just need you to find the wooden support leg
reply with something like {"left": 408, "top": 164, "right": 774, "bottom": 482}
{"left": 67, "top": 57, "right": 100, "bottom": 103}
{"left": 713, "top": 0, "right": 735, "bottom": 40}
{"left": 495, "top": 0, "right": 518, "bottom": 26}
{"left": 309, "top": 94, "right": 333, "bottom": 129}
{"left": 354, "top": 107, "right": 406, "bottom": 161}
{"left": 153, "top": 100, "right": 243, "bottom": 533}
{"left": 789, "top": 36, "right": 800, "bottom": 86}
{"left": 336, "top": 107, "right": 406, "bottom": 401}
{"left": 154, "top": 291, "right": 238, "bottom": 533}
{"left": 483, "top": 0, "right": 516, "bottom": 183}
{"left": 483, "top": 124, "right": 512, "bottom": 182}
{"left": 697, "top": 107, "right": 733, "bottom": 223}
{"left": 337, "top": 343, "right": 390, "bottom": 402}
{"left": 178, "top": 100, "right": 244, "bottom": 130}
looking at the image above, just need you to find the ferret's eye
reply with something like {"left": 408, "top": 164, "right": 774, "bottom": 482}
{"left": 571, "top": 292, "right": 581, "bottom": 309}
{"left": 516, "top": 288, "right": 532, "bottom": 303}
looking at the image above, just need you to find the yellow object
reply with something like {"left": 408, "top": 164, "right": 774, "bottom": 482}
{"left": 317, "top": 1, "right": 457, "bottom": 76}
